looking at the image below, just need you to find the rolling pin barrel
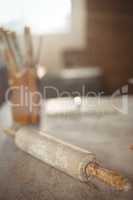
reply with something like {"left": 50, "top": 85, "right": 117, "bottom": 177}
{"left": 15, "top": 127, "right": 95, "bottom": 181}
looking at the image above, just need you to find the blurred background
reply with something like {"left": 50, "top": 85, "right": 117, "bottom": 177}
{"left": 0, "top": 0, "right": 133, "bottom": 105}
{"left": 0, "top": 2, "right": 133, "bottom": 198}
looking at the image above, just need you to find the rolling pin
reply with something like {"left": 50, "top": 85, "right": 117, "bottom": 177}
{"left": 4, "top": 126, "right": 131, "bottom": 191}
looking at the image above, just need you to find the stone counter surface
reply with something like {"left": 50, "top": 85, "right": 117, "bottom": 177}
{"left": 0, "top": 97, "right": 133, "bottom": 200}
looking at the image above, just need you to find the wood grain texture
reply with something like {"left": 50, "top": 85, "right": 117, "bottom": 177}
{"left": 64, "top": 0, "right": 133, "bottom": 93}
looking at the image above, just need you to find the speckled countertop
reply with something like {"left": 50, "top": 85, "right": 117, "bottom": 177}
{"left": 0, "top": 97, "right": 133, "bottom": 200}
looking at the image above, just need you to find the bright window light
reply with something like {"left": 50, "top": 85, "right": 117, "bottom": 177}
{"left": 0, "top": 0, "right": 71, "bottom": 34}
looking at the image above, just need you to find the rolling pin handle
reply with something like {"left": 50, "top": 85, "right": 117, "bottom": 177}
{"left": 85, "top": 162, "right": 131, "bottom": 191}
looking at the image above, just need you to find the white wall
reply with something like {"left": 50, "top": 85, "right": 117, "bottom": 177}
{"left": 34, "top": 0, "right": 87, "bottom": 72}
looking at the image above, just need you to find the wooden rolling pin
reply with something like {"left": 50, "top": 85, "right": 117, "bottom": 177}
{"left": 4, "top": 126, "right": 131, "bottom": 191}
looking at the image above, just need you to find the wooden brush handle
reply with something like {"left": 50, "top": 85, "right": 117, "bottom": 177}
{"left": 24, "top": 26, "right": 34, "bottom": 68}
{"left": 7, "top": 31, "right": 23, "bottom": 70}
{"left": 0, "top": 28, "right": 18, "bottom": 73}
